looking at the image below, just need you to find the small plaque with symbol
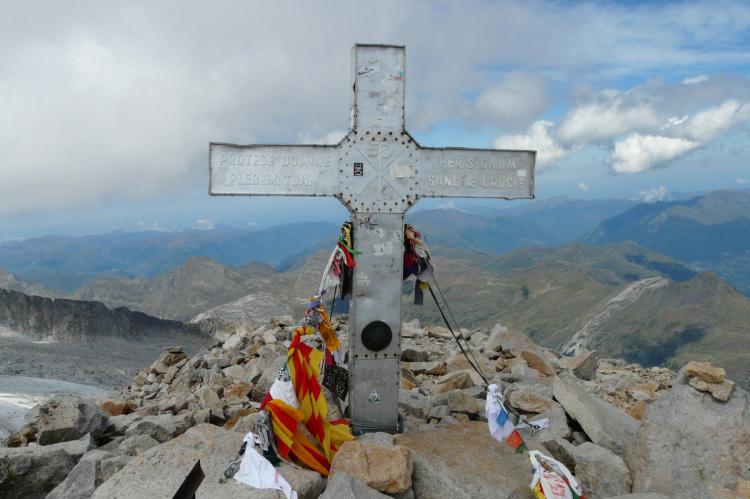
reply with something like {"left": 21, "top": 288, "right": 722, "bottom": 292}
{"left": 353, "top": 162, "right": 364, "bottom": 176}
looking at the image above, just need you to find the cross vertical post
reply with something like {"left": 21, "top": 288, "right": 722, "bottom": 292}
{"left": 209, "top": 44, "right": 536, "bottom": 434}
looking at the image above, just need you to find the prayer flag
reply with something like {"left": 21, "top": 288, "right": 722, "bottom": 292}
{"left": 485, "top": 383, "right": 526, "bottom": 452}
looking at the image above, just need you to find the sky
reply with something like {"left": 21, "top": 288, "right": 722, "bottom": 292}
{"left": 1, "top": 0, "right": 749, "bottom": 240}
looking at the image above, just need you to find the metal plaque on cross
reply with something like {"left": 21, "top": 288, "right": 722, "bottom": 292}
{"left": 209, "top": 44, "right": 536, "bottom": 434}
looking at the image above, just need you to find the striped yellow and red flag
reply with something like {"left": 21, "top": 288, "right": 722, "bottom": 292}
{"left": 261, "top": 329, "right": 354, "bottom": 475}
{"left": 287, "top": 331, "right": 353, "bottom": 464}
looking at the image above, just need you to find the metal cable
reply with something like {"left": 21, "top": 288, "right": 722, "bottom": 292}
{"left": 424, "top": 272, "right": 541, "bottom": 430}
{"left": 424, "top": 264, "right": 491, "bottom": 384}
{"left": 427, "top": 285, "right": 489, "bottom": 386}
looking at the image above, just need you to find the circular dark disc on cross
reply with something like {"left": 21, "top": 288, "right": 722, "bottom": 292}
{"left": 361, "top": 320, "right": 393, "bottom": 352}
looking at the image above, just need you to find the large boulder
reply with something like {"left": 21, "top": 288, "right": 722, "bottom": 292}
{"left": 572, "top": 442, "right": 632, "bottom": 498}
{"left": 531, "top": 405, "right": 571, "bottom": 441}
{"left": 25, "top": 394, "right": 108, "bottom": 445}
{"left": 330, "top": 441, "right": 412, "bottom": 494}
{"left": 0, "top": 434, "right": 93, "bottom": 499}
{"left": 92, "top": 424, "right": 325, "bottom": 499}
{"left": 46, "top": 449, "right": 119, "bottom": 499}
{"left": 394, "top": 422, "right": 534, "bottom": 498}
{"left": 626, "top": 374, "right": 750, "bottom": 497}
{"left": 118, "top": 434, "right": 160, "bottom": 456}
{"left": 320, "top": 472, "right": 390, "bottom": 498}
{"left": 123, "top": 414, "right": 192, "bottom": 443}
{"left": 553, "top": 374, "right": 638, "bottom": 457}
{"left": 508, "top": 389, "right": 557, "bottom": 414}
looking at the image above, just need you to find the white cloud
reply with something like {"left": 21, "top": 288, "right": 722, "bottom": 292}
{"left": 609, "top": 99, "right": 750, "bottom": 172}
{"left": 737, "top": 178, "right": 749, "bottom": 184}
{"left": 557, "top": 94, "right": 660, "bottom": 143}
{"left": 682, "top": 75, "right": 709, "bottom": 85}
{"left": 577, "top": 182, "right": 590, "bottom": 192}
{"left": 639, "top": 186, "right": 671, "bottom": 203}
{"left": 195, "top": 218, "right": 214, "bottom": 230}
{"left": 662, "top": 115, "right": 689, "bottom": 129}
{"left": 494, "top": 121, "right": 576, "bottom": 169}
{"left": 680, "top": 75, "right": 709, "bottom": 85}
{"left": 505, "top": 88, "right": 750, "bottom": 174}
{"left": 473, "top": 72, "right": 548, "bottom": 127}
{"left": 681, "top": 100, "right": 750, "bottom": 142}
{"left": 611, "top": 133, "right": 698, "bottom": 173}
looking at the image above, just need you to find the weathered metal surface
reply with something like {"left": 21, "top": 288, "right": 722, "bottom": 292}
{"left": 209, "top": 144, "right": 339, "bottom": 197}
{"left": 418, "top": 147, "right": 535, "bottom": 199}
{"left": 336, "top": 130, "right": 420, "bottom": 213}
{"left": 208, "top": 43, "right": 537, "bottom": 434}
{"left": 348, "top": 212, "right": 404, "bottom": 432}
{"left": 351, "top": 44, "right": 405, "bottom": 131}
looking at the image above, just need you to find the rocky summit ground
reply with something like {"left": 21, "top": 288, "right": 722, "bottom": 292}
{"left": 1, "top": 316, "right": 748, "bottom": 499}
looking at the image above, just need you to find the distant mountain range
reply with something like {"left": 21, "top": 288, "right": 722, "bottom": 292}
{"left": 584, "top": 189, "right": 750, "bottom": 295}
{"left": 2, "top": 189, "right": 750, "bottom": 387}
{"left": 0, "top": 196, "right": 636, "bottom": 292}
{"left": 407, "top": 196, "right": 636, "bottom": 254}
{"left": 0, "top": 222, "right": 337, "bottom": 291}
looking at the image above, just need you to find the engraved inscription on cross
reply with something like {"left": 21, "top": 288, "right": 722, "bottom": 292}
{"left": 209, "top": 44, "right": 536, "bottom": 434}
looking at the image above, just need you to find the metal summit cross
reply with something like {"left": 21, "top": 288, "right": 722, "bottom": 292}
{"left": 209, "top": 44, "right": 536, "bottom": 434}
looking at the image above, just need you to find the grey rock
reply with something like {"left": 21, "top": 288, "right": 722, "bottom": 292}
{"left": 123, "top": 414, "right": 191, "bottom": 443}
{"left": 401, "top": 347, "right": 430, "bottom": 363}
{"left": 106, "top": 414, "right": 141, "bottom": 435}
{"left": 399, "top": 390, "right": 431, "bottom": 420}
{"left": 99, "top": 455, "right": 131, "bottom": 481}
{"left": 46, "top": 449, "right": 114, "bottom": 499}
{"left": 427, "top": 405, "right": 449, "bottom": 420}
{"left": 119, "top": 434, "right": 160, "bottom": 456}
{"left": 573, "top": 442, "right": 632, "bottom": 499}
{"left": 205, "top": 355, "right": 230, "bottom": 370}
{"left": 221, "top": 364, "right": 245, "bottom": 379}
{"left": 446, "top": 391, "right": 479, "bottom": 415}
{"left": 92, "top": 424, "right": 325, "bottom": 499}
{"left": 395, "top": 421, "right": 532, "bottom": 499}
{"left": 553, "top": 374, "right": 638, "bottom": 456}
{"left": 626, "top": 376, "right": 750, "bottom": 498}
{"left": 250, "top": 355, "right": 287, "bottom": 402}
{"left": 95, "top": 436, "right": 125, "bottom": 453}
{"left": 570, "top": 430, "right": 589, "bottom": 445}
{"left": 508, "top": 389, "right": 556, "bottom": 414}
{"left": 357, "top": 433, "right": 395, "bottom": 445}
{"left": 528, "top": 405, "right": 570, "bottom": 441}
{"left": 226, "top": 410, "right": 263, "bottom": 434}
{"left": 321, "top": 472, "right": 389, "bottom": 499}
{"left": 573, "top": 350, "right": 598, "bottom": 381}
{"left": 438, "top": 415, "right": 460, "bottom": 426}
{"left": 541, "top": 437, "right": 577, "bottom": 471}
{"left": 25, "top": 394, "right": 108, "bottom": 445}
{"left": 0, "top": 434, "right": 93, "bottom": 499}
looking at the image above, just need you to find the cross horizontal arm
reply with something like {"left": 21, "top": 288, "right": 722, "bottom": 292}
{"left": 417, "top": 147, "right": 535, "bottom": 200}
{"left": 209, "top": 143, "right": 340, "bottom": 197}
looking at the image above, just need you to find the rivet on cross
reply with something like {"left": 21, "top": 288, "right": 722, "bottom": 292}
{"left": 209, "top": 44, "right": 536, "bottom": 433}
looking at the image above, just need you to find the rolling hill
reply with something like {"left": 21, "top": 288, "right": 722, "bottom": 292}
{"left": 585, "top": 189, "right": 750, "bottom": 295}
